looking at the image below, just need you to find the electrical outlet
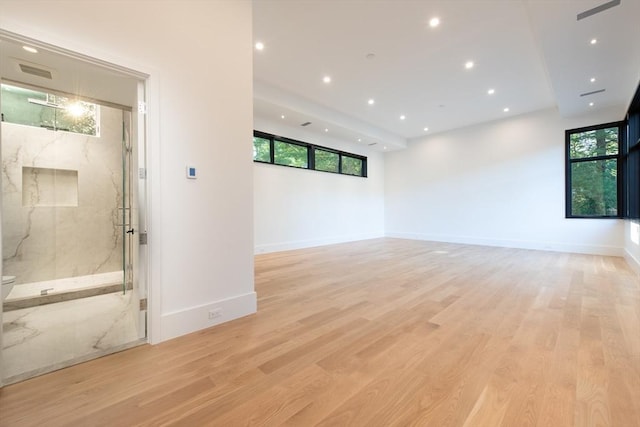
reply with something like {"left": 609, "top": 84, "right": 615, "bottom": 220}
{"left": 208, "top": 308, "right": 222, "bottom": 320}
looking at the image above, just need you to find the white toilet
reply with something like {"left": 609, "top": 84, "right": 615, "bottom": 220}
{"left": 2, "top": 275, "right": 16, "bottom": 301}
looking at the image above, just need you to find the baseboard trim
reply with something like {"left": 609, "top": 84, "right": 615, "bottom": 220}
{"left": 255, "top": 233, "right": 385, "bottom": 254}
{"left": 160, "top": 292, "right": 257, "bottom": 342}
{"left": 385, "top": 232, "right": 623, "bottom": 257}
{"left": 624, "top": 247, "right": 640, "bottom": 275}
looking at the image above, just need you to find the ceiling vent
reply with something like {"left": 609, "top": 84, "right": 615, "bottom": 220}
{"left": 300, "top": 121, "right": 312, "bottom": 126}
{"left": 580, "top": 89, "right": 606, "bottom": 97}
{"left": 368, "top": 142, "right": 377, "bottom": 146}
{"left": 19, "top": 63, "right": 53, "bottom": 79}
{"left": 577, "top": 0, "right": 621, "bottom": 20}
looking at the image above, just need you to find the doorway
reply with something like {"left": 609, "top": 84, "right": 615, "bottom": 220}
{"left": 0, "top": 32, "right": 148, "bottom": 385}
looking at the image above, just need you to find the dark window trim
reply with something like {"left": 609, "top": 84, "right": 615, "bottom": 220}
{"left": 313, "top": 147, "right": 340, "bottom": 173}
{"left": 273, "top": 138, "right": 309, "bottom": 169}
{"left": 565, "top": 120, "right": 624, "bottom": 219}
{"left": 253, "top": 130, "right": 368, "bottom": 178}
{"left": 252, "top": 132, "right": 273, "bottom": 164}
{"left": 623, "top": 148, "right": 634, "bottom": 219}
{"left": 624, "top": 89, "right": 640, "bottom": 218}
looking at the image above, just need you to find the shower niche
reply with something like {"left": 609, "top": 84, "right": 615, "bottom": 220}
{"left": 22, "top": 167, "right": 79, "bottom": 207}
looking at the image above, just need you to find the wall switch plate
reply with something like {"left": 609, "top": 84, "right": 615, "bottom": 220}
{"left": 208, "top": 308, "right": 222, "bottom": 319}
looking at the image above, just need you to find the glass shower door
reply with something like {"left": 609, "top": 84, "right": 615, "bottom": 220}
{"left": 122, "top": 109, "right": 146, "bottom": 339}
{"left": 1, "top": 84, "right": 144, "bottom": 383}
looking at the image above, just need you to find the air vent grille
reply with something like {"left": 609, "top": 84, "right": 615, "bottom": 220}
{"left": 300, "top": 121, "right": 312, "bottom": 127}
{"left": 19, "top": 63, "right": 53, "bottom": 79}
{"left": 580, "top": 89, "right": 606, "bottom": 97}
{"left": 577, "top": 0, "right": 620, "bottom": 20}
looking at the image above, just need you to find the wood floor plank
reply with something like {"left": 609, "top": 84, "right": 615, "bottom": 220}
{"left": 1, "top": 238, "right": 638, "bottom": 426}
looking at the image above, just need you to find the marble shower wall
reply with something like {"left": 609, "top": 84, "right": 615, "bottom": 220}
{"left": 2, "top": 105, "right": 124, "bottom": 284}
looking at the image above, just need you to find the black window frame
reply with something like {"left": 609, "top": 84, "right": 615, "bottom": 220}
{"left": 253, "top": 130, "right": 368, "bottom": 178}
{"left": 273, "top": 138, "right": 309, "bottom": 169}
{"left": 313, "top": 147, "right": 340, "bottom": 173}
{"left": 623, "top": 83, "right": 640, "bottom": 220}
{"left": 625, "top": 111, "right": 640, "bottom": 220}
{"left": 565, "top": 121, "right": 624, "bottom": 219}
{"left": 252, "top": 134, "right": 273, "bottom": 164}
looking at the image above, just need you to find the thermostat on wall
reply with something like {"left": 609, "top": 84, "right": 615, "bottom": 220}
{"left": 186, "top": 166, "right": 197, "bottom": 179}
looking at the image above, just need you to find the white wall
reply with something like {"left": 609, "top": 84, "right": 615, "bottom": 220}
{"left": 254, "top": 117, "right": 385, "bottom": 253}
{"left": 385, "top": 107, "right": 625, "bottom": 256}
{"left": 0, "top": 0, "right": 256, "bottom": 342}
{"left": 625, "top": 221, "right": 640, "bottom": 274}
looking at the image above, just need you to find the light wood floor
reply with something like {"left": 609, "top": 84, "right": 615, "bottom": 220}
{"left": 1, "top": 238, "right": 639, "bottom": 426}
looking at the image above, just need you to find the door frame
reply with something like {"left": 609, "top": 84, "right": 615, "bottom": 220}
{"left": 0, "top": 29, "right": 153, "bottom": 386}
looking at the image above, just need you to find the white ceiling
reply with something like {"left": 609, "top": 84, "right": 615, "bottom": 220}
{"left": 1, "top": 1, "right": 637, "bottom": 151}
{"left": 0, "top": 32, "right": 140, "bottom": 109}
{"left": 253, "top": 0, "right": 640, "bottom": 151}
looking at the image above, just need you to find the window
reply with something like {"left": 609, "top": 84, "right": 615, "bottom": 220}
{"left": 1, "top": 83, "right": 99, "bottom": 136}
{"left": 566, "top": 122, "right": 623, "bottom": 218}
{"left": 253, "top": 130, "right": 367, "bottom": 177}
{"left": 626, "top": 106, "right": 640, "bottom": 219}
{"left": 253, "top": 136, "right": 271, "bottom": 163}
{"left": 314, "top": 148, "right": 339, "bottom": 173}
{"left": 342, "top": 155, "right": 364, "bottom": 176}
{"left": 274, "top": 140, "right": 308, "bottom": 168}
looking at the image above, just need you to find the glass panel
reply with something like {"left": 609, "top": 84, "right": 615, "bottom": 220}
{"left": 253, "top": 136, "right": 271, "bottom": 162}
{"left": 122, "top": 115, "right": 129, "bottom": 294}
{"left": 342, "top": 155, "right": 363, "bottom": 176}
{"left": 314, "top": 149, "right": 339, "bottom": 173}
{"left": 274, "top": 140, "right": 308, "bottom": 168}
{"left": 1, "top": 102, "right": 137, "bottom": 381}
{"left": 1, "top": 84, "right": 47, "bottom": 127}
{"left": 0, "top": 83, "right": 98, "bottom": 136}
{"left": 54, "top": 100, "right": 98, "bottom": 135}
{"left": 571, "top": 159, "right": 618, "bottom": 216}
{"left": 569, "top": 127, "right": 619, "bottom": 159}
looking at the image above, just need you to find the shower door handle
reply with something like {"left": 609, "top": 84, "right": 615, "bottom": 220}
{"left": 126, "top": 228, "right": 135, "bottom": 235}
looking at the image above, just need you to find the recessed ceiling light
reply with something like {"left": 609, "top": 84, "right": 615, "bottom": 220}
{"left": 424, "top": 127, "right": 429, "bottom": 132}
{"left": 590, "top": 77, "right": 596, "bottom": 83}
{"left": 465, "top": 61, "right": 474, "bottom": 69}
{"left": 358, "top": 138, "right": 362, "bottom": 142}
{"left": 400, "top": 115, "right": 406, "bottom": 120}
{"left": 368, "top": 99, "right": 375, "bottom": 105}
{"left": 590, "top": 38, "right": 597, "bottom": 45}
{"left": 324, "top": 128, "right": 329, "bottom": 132}
{"left": 589, "top": 102, "right": 594, "bottom": 107}
{"left": 255, "top": 41, "right": 264, "bottom": 51}
{"left": 22, "top": 46, "right": 38, "bottom": 53}
{"left": 487, "top": 88, "right": 495, "bottom": 95}
{"left": 429, "top": 17, "right": 440, "bottom": 28}
{"left": 384, "top": 146, "right": 387, "bottom": 150}
{"left": 503, "top": 107, "right": 510, "bottom": 112}
{"left": 280, "top": 114, "right": 285, "bottom": 119}
{"left": 323, "top": 76, "right": 331, "bottom": 84}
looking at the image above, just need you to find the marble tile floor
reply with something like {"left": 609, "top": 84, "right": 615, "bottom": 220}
{"left": 2, "top": 291, "right": 143, "bottom": 383}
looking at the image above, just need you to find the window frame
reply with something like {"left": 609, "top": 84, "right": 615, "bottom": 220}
{"left": 624, "top": 106, "right": 640, "bottom": 219}
{"left": 313, "top": 147, "right": 340, "bottom": 173}
{"left": 1, "top": 82, "right": 100, "bottom": 137}
{"left": 253, "top": 130, "right": 367, "bottom": 178}
{"left": 252, "top": 134, "right": 273, "bottom": 164}
{"left": 565, "top": 121, "right": 624, "bottom": 219}
{"left": 273, "top": 138, "right": 309, "bottom": 169}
